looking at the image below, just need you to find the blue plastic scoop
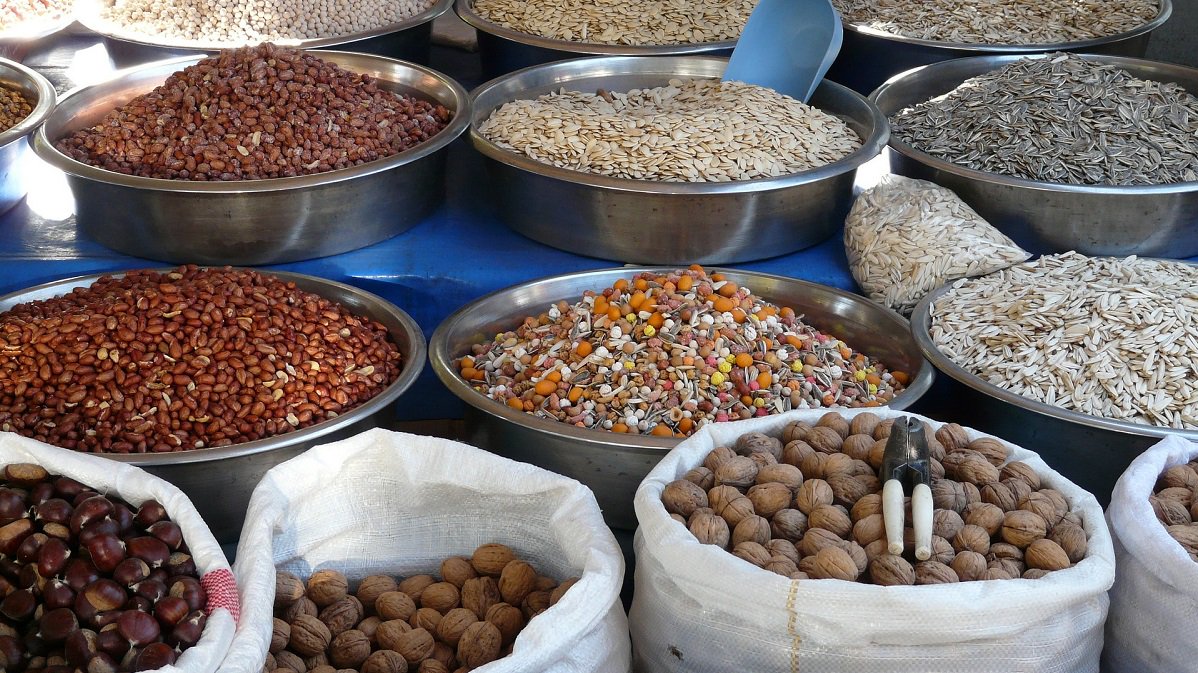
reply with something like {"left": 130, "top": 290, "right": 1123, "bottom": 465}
{"left": 722, "top": 0, "right": 844, "bottom": 102}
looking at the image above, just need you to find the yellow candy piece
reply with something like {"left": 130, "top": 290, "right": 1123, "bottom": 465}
{"left": 624, "top": 361, "right": 635, "bottom": 370}
{"left": 626, "top": 313, "right": 637, "bottom": 322}
{"left": 710, "top": 372, "right": 726, "bottom": 386}
{"left": 718, "top": 361, "right": 732, "bottom": 373}
{"left": 790, "top": 361, "right": 803, "bottom": 373}
{"left": 868, "top": 383, "right": 878, "bottom": 394}
{"left": 855, "top": 370, "right": 867, "bottom": 381}
{"left": 753, "top": 398, "right": 766, "bottom": 408}
{"left": 643, "top": 325, "right": 657, "bottom": 337}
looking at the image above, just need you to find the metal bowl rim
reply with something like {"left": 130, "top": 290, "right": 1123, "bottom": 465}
{"left": 871, "top": 51, "right": 1198, "bottom": 196}
{"left": 74, "top": 0, "right": 453, "bottom": 52}
{"left": 430, "top": 265, "right": 934, "bottom": 454}
{"left": 469, "top": 55, "right": 889, "bottom": 195}
{"left": 0, "top": 268, "right": 427, "bottom": 465}
{"left": 841, "top": 0, "right": 1170, "bottom": 52}
{"left": 0, "top": 56, "right": 57, "bottom": 150}
{"left": 910, "top": 263, "right": 1198, "bottom": 441}
{"left": 454, "top": 0, "right": 737, "bottom": 55}
{"left": 31, "top": 50, "right": 471, "bottom": 193}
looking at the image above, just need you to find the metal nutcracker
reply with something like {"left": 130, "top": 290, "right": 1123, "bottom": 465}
{"left": 881, "top": 416, "right": 934, "bottom": 561}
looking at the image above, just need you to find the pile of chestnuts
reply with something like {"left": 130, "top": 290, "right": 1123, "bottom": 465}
{"left": 0, "top": 463, "right": 207, "bottom": 672}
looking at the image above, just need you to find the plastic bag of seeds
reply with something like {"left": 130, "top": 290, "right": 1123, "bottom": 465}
{"left": 630, "top": 408, "right": 1115, "bottom": 673}
{"left": 0, "top": 432, "right": 239, "bottom": 673}
{"left": 1103, "top": 435, "right": 1198, "bottom": 673}
{"left": 843, "top": 175, "right": 1031, "bottom": 315}
{"left": 219, "top": 428, "right": 630, "bottom": 673}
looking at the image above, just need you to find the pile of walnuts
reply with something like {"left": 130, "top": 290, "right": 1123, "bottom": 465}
{"left": 661, "top": 412, "right": 1090, "bottom": 585}
{"left": 1150, "top": 461, "right": 1198, "bottom": 562}
{"left": 268, "top": 544, "right": 578, "bottom": 673}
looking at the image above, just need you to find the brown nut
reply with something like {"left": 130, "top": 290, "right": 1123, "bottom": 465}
{"left": 355, "top": 575, "right": 398, "bottom": 615}
{"left": 798, "top": 527, "right": 846, "bottom": 557}
{"left": 435, "top": 608, "right": 478, "bottom": 647}
{"left": 852, "top": 513, "right": 885, "bottom": 547}
{"left": 808, "top": 546, "right": 859, "bottom": 581}
{"left": 732, "top": 515, "right": 771, "bottom": 548}
{"left": 765, "top": 556, "right": 799, "bottom": 577}
{"left": 806, "top": 426, "right": 844, "bottom": 454}
{"left": 943, "top": 451, "right": 1000, "bottom": 486}
{"left": 358, "top": 616, "right": 381, "bottom": 644}
{"left": 398, "top": 575, "right": 436, "bottom": 603}
{"left": 987, "top": 542, "right": 1024, "bottom": 562}
{"left": 458, "top": 620, "right": 502, "bottom": 669}
{"left": 915, "top": 561, "right": 959, "bottom": 585}
{"left": 1049, "top": 521, "right": 1089, "bottom": 563}
{"left": 951, "top": 551, "right": 987, "bottom": 582}
{"left": 328, "top": 630, "right": 371, "bottom": 669}
{"left": 375, "top": 619, "right": 413, "bottom": 651}
{"left": 1001, "top": 510, "right": 1048, "bottom": 548}
{"left": 715, "top": 456, "right": 759, "bottom": 490}
{"left": 747, "top": 482, "right": 793, "bottom": 518}
{"left": 809, "top": 505, "right": 852, "bottom": 539}
{"left": 275, "top": 572, "right": 306, "bottom": 608}
{"left": 952, "top": 524, "right": 991, "bottom": 555}
{"left": 1023, "top": 568, "right": 1051, "bottom": 580}
{"left": 932, "top": 509, "right": 965, "bottom": 541}
{"left": 849, "top": 412, "right": 881, "bottom": 437}
{"left": 376, "top": 591, "right": 417, "bottom": 622}
{"left": 549, "top": 577, "right": 578, "bottom": 606}
{"left": 1154, "top": 497, "right": 1193, "bottom": 526}
{"left": 1002, "top": 479, "right": 1033, "bottom": 507}
{"left": 683, "top": 466, "right": 715, "bottom": 491}
{"left": 935, "top": 423, "right": 971, "bottom": 453}
{"left": 963, "top": 502, "right": 1005, "bottom": 536}
{"left": 795, "top": 480, "right": 834, "bottom": 516}
{"left": 1019, "top": 492, "right": 1063, "bottom": 530}
{"left": 707, "top": 485, "right": 743, "bottom": 514}
{"left": 460, "top": 576, "right": 502, "bottom": 620}
{"left": 735, "top": 432, "right": 784, "bottom": 460}
{"left": 662, "top": 480, "right": 709, "bottom": 518}
{"left": 361, "top": 650, "right": 408, "bottom": 673}
{"left": 770, "top": 509, "right": 808, "bottom": 542}
{"left": 275, "top": 650, "right": 306, "bottom": 673}
{"left": 967, "top": 437, "right": 1010, "bottom": 466}
{"left": 288, "top": 614, "right": 332, "bottom": 658}
{"left": 929, "top": 535, "right": 956, "bottom": 565}
{"left": 816, "top": 411, "right": 851, "bottom": 438}
{"left": 732, "top": 542, "right": 772, "bottom": 568}
{"left": 980, "top": 482, "right": 1018, "bottom": 512}
{"left": 782, "top": 440, "right": 816, "bottom": 468}
{"left": 1025, "top": 539, "right": 1071, "bottom": 571}
{"left": 485, "top": 602, "right": 524, "bottom": 647}
{"left": 755, "top": 464, "right": 804, "bottom": 491}
{"left": 270, "top": 618, "right": 290, "bottom": 654}
{"left": 827, "top": 474, "right": 871, "bottom": 509}
{"left": 393, "top": 627, "right": 435, "bottom": 664}
{"left": 319, "top": 597, "right": 364, "bottom": 637}
{"left": 284, "top": 596, "right": 319, "bottom": 623}
{"left": 306, "top": 570, "right": 349, "bottom": 608}
{"left": 497, "top": 561, "right": 536, "bottom": 607}
{"left": 841, "top": 434, "right": 876, "bottom": 462}
{"left": 703, "top": 446, "right": 738, "bottom": 473}
{"left": 844, "top": 541, "right": 868, "bottom": 575}
{"left": 421, "top": 582, "right": 461, "bottom": 613}
{"left": 869, "top": 554, "right": 915, "bottom": 586}
{"left": 689, "top": 510, "right": 731, "bottom": 548}
{"left": 766, "top": 539, "right": 800, "bottom": 565}
{"left": 822, "top": 453, "right": 854, "bottom": 479}
{"left": 931, "top": 480, "right": 968, "bottom": 514}
{"left": 716, "top": 496, "right": 756, "bottom": 528}
{"left": 471, "top": 544, "right": 515, "bottom": 577}
{"left": 1168, "top": 524, "right": 1198, "bottom": 554}
{"left": 999, "top": 462, "right": 1041, "bottom": 490}
{"left": 1160, "top": 465, "right": 1198, "bottom": 490}
{"left": 851, "top": 493, "right": 883, "bottom": 522}
{"left": 440, "top": 557, "right": 478, "bottom": 588}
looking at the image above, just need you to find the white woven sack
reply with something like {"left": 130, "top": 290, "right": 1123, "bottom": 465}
{"left": 630, "top": 409, "right": 1115, "bottom": 673}
{"left": 0, "top": 432, "right": 238, "bottom": 673}
{"left": 218, "top": 428, "right": 630, "bottom": 673}
{"left": 1103, "top": 434, "right": 1198, "bottom": 672}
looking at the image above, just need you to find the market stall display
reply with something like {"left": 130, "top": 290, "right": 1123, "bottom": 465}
{"left": 0, "top": 57, "right": 55, "bottom": 217}
{"left": 32, "top": 48, "right": 470, "bottom": 265}
{"left": 470, "top": 56, "right": 887, "bottom": 264}
{"left": 872, "top": 52, "right": 1198, "bottom": 257}
{"left": 631, "top": 408, "right": 1114, "bottom": 672}
{"left": 220, "top": 428, "right": 630, "bottom": 673}
{"left": 0, "top": 268, "right": 426, "bottom": 542}
{"left": 430, "top": 266, "right": 933, "bottom": 528}
{"left": 825, "top": 0, "right": 1170, "bottom": 93}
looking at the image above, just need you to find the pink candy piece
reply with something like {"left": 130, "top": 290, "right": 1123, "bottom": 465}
{"left": 705, "top": 356, "right": 719, "bottom": 367}
{"left": 662, "top": 380, "right": 674, "bottom": 391}
{"left": 715, "top": 413, "right": 730, "bottom": 423}
{"left": 749, "top": 381, "right": 760, "bottom": 391}
{"left": 755, "top": 408, "right": 769, "bottom": 417}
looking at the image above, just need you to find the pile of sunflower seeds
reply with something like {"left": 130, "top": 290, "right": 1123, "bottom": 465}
{"left": 832, "top": 0, "right": 1158, "bottom": 44}
{"left": 929, "top": 252, "right": 1198, "bottom": 430}
{"left": 890, "top": 54, "right": 1198, "bottom": 186}
{"left": 478, "top": 79, "right": 862, "bottom": 182}
{"left": 472, "top": 0, "right": 757, "bottom": 45}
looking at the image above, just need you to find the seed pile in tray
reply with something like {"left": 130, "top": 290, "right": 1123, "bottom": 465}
{"left": 472, "top": 0, "right": 758, "bottom": 45}
{"left": 458, "top": 267, "right": 910, "bottom": 437}
{"left": 479, "top": 79, "right": 861, "bottom": 182}
{"left": 0, "top": 0, "right": 71, "bottom": 32}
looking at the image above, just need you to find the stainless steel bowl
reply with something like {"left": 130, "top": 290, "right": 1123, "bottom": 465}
{"left": 455, "top": 0, "right": 735, "bottom": 79}
{"left": 0, "top": 57, "right": 55, "bottom": 216}
{"left": 827, "top": 0, "right": 1171, "bottom": 94}
{"left": 0, "top": 15, "right": 77, "bottom": 61}
{"left": 470, "top": 56, "right": 888, "bottom": 265}
{"left": 0, "top": 269, "right": 426, "bottom": 542}
{"left": 32, "top": 51, "right": 470, "bottom": 265}
{"left": 75, "top": 0, "right": 454, "bottom": 67}
{"left": 871, "top": 52, "right": 1198, "bottom": 259}
{"left": 430, "top": 267, "right": 934, "bottom": 529}
{"left": 911, "top": 276, "right": 1198, "bottom": 505}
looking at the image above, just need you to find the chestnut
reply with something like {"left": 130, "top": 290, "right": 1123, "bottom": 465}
{"left": 125, "top": 596, "right": 153, "bottom": 613}
{"left": 166, "top": 553, "right": 195, "bottom": 577}
{"left": 167, "top": 611, "right": 205, "bottom": 648}
{"left": 1, "top": 589, "right": 37, "bottom": 621}
{"left": 41, "top": 523, "right": 70, "bottom": 541}
{"left": 17, "top": 563, "right": 45, "bottom": 591}
{"left": 168, "top": 577, "right": 205, "bottom": 612}
{"left": 125, "top": 538, "right": 168, "bottom": 569}
{"left": 43, "top": 580, "right": 76, "bottom": 611}
{"left": 112, "top": 559, "right": 150, "bottom": 587}
{"left": 94, "top": 627, "right": 128, "bottom": 659}
{"left": 64, "top": 629, "right": 98, "bottom": 667}
{"left": 0, "top": 519, "right": 34, "bottom": 555}
{"left": 86, "top": 651, "right": 118, "bottom": 673}
{"left": 146, "top": 569, "right": 168, "bottom": 585}
{"left": 70, "top": 497, "right": 113, "bottom": 535}
{"left": 131, "top": 580, "right": 166, "bottom": 604}
{"left": 116, "top": 610, "right": 160, "bottom": 647}
{"left": 109, "top": 506, "right": 133, "bottom": 536}
{"left": 37, "top": 538, "right": 71, "bottom": 579}
{"left": 0, "top": 634, "right": 23, "bottom": 669}
{"left": 152, "top": 597, "right": 188, "bottom": 629}
{"left": 53, "top": 477, "right": 85, "bottom": 500}
{"left": 77, "top": 519, "right": 119, "bottom": 548}
{"left": 23, "top": 632, "right": 48, "bottom": 657}
{"left": 0, "top": 558, "right": 21, "bottom": 581}
{"left": 38, "top": 608, "right": 79, "bottom": 643}
{"left": 29, "top": 482, "right": 54, "bottom": 507}
{"left": 79, "top": 580, "right": 125, "bottom": 613}
{"left": 34, "top": 499, "right": 72, "bottom": 526}
{"left": 64, "top": 559, "right": 100, "bottom": 592}
{"left": 71, "top": 491, "right": 100, "bottom": 508}
{"left": 132, "top": 502, "right": 165, "bottom": 529}
{"left": 133, "top": 642, "right": 175, "bottom": 671}
{"left": 146, "top": 522, "right": 182, "bottom": 551}
{"left": 0, "top": 488, "right": 27, "bottom": 520}
{"left": 84, "top": 535, "right": 126, "bottom": 573}
{"left": 16, "top": 533, "right": 48, "bottom": 564}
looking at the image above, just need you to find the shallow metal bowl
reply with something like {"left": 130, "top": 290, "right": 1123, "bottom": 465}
{"left": 0, "top": 15, "right": 77, "bottom": 61}
{"left": 828, "top": 0, "right": 1170, "bottom": 94}
{"left": 430, "top": 267, "right": 934, "bottom": 529}
{"left": 911, "top": 275, "right": 1198, "bottom": 505}
{"left": 0, "top": 269, "right": 426, "bottom": 542}
{"left": 75, "top": 0, "right": 454, "bottom": 67}
{"left": 0, "top": 57, "right": 55, "bottom": 216}
{"left": 32, "top": 51, "right": 470, "bottom": 265}
{"left": 455, "top": 0, "right": 735, "bottom": 79}
{"left": 470, "top": 55, "right": 888, "bottom": 265}
{"left": 871, "top": 52, "right": 1198, "bottom": 259}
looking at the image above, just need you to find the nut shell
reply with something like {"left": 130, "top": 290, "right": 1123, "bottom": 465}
{"left": 440, "top": 557, "right": 478, "bottom": 589}
{"left": 869, "top": 554, "right": 915, "bottom": 586}
{"left": 963, "top": 502, "right": 1005, "bottom": 536}
{"left": 747, "top": 483, "right": 792, "bottom": 518}
{"left": 435, "top": 608, "right": 478, "bottom": 647}
{"left": 952, "top": 524, "right": 991, "bottom": 555}
{"left": 688, "top": 511, "right": 730, "bottom": 548}
{"left": 457, "top": 620, "right": 502, "bottom": 669}
{"left": 460, "top": 576, "right": 501, "bottom": 620}
{"left": 376, "top": 591, "right": 417, "bottom": 622}
{"left": 914, "top": 561, "right": 959, "bottom": 585}
{"left": 421, "top": 582, "right": 461, "bottom": 613}
{"left": 355, "top": 575, "right": 398, "bottom": 615}
{"left": 932, "top": 509, "right": 965, "bottom": 541}
{"left": 497, "top": 561, "right": 536, "bottom": 607}
{"left": 755, "top": 464, "right": 804, "bottom": 491}
{"left": 288, "top": 614, "right": 332, "bottom": 658}
{"left": 951, "top": 550, "right": 987, "bottom": 582}
{"left": 732, "top": 515, "right": 771, "bottom": 548}
{"left": 1049, "top": 521, "right": 1088, "bottom": 563}
{"left": 795, "top": 479, "right": 834, "bottom": 515}
{"left": 1001, "top": 510, "right": 1048, "bottom": 549}
{"left": 1025, "top": 539, "right": 1071, "bottom": 571}
{"left": 328, "top": 630, "right": 371, "bottom": 669}
{"left": 393, "top": 627, "right": 435, "bottom": 664}
{"left": 662, "top": 480, "right": 709, "bottom": 518}
{"left": 471, "top": 544, "right": 515, "bottom": 577}
{"left": 808, "top": 546, "right": 858, "bottom": 581}
{"left": 704, "top": 446, "right": 738, "bottom": 472}
{"left": 770, "top": 509, "right": 807, "bottom": 542}
{"left": 808, "top": 505, "right": 852, "bottom": 539}
{"left": 714, "top": 456, "right": 759, "bottom": 490}
{"left": 306, "top": 570, "right": 349, "bottom": 608}
{"left": 967, "top": 437, "right": 1010, "bottom": 466}
{"left": 732, "top": 542, "right": 772, "bottom": 568}
{"left": 999, "top": 462, "right": 1041, "bottom": 490}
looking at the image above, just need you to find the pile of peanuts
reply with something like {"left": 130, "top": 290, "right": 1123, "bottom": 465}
{"left": 458, "top": 267, "right": 908, "bottom": 437}
{"left": 55, "top": 45, "right": 452, "bottom": 181}
{"left": 0, "top": 266, "right": 402, "bottom": 453}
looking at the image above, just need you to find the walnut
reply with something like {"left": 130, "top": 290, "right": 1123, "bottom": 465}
{"left": 799, "top": 527, "right": 846, "bottom": 557}
{"left": 689, "top": 510, "right": 731, "bottom": 548}
{"left": 980, "top": 482, "right": 1018, "bottom": 512}
{"left": 929, "top": 535, "right": 955, "bottom": 565}
{"left": 796, "top": 479, "right": 834, "bottom": 515}
{"left": 1157, "top": 486, "right": 1194, "bottom": 508}
{"left": 782, "top": 440, "right": 816, "bottom": 468}
{"left": 356, "top": 575, "right": 398, "bottom": 615}
{"left": 288, "top": 614, "right": 332, "bottom": 658}
{"left": 422, "top": 582, "right": 461, "bottom": 614}
{"left": 375, "top": 619, "right": 413, "bottom": 651}
{"left": 926, "top": 434, "right": 946, "bottom": 462}
{"left": 988, "top": 557, "right": 1023, "bottom": 578}
{"left": 800, "top": 452, "right": 826, "bottom": 480}
{"left": 1025, "top": 539, "right": 1071, "bottom": 571}
{"left": 809, "top": 505, "right": 852, "bottom": 538}
{"left": 932, "top": 509, "right": 965, "bottom": 541}
{"left": 844, "top": 541, "right": 868, "bottom": 574}
{"left": 766, "top": 539, "right": 800, "bottom": 565}
{"left": 361, "top": 650, "right": 408, "bottom": 673}
{"left": 471, "top": 544, "right": 516, "bottom": 577}
{"left": 765, "top": 556, "right": 799, "bottom": 576}
{"left": 732, "top": 515, "right": 771, "bottom": 547}
{"left": 683, "top": 466, "right": 715, "bottom": 491}
{"left": 418, "top": 660, "right": 449, "bottom": 673}
{"left": 319, "top": 597, "right": 364, "bottom": 636}
{"left": 435, "top": 558, "right": 476, "bottom": 589}
{"left": 915, "top": 560, "right": 959, "bottom": 585}
{"left": 967, "top": 437, "right": 1010, "bottom": 466}
{"left": 1189, "top": 500, "right": 1198, "bottom": 523}
{"left": 329, "top": 630, "right": 371, "bottom": 669}
{"left": 809, "top": 546, "right": 859, "bottom": 581}
{"left": 707, "top": 485, "right": 744, "bottom": 513}
{"left": 703, "top": 446, "right": 738, "bottom": 472}
{"left": 376, "top": 591, "right": 417, "bottom": 622}
{"left": 963, "top": 502, "right": 1005, "bottom": 536}
{"left": 716, "top": 496, "right": 756, "bottom": 528}
{"left": 951, "top": 550, "right": 987, "bottom": 582}
{"left": 275, "top": 650, "right": 305, "bottom": 673}
{"left": 770, "top": 509, "right": 808, "bottom": 542}
{"left": 822, "top": 453, "right": 855, "bottom": 479}
{"left": 963, "top": 481, "right": 982, "bottom": 505}
{"left": 497, "top": 561, "right": 536, "bottom": 606}
{"left": 715, "top": 456, "right": 759, "bottom": 490}
{"left": 307, "top": 570, "right": 350, "bottom": 608}
{"left": 931, "top": 480, "right": 969, "bottom": 514}
{"left": 270, "top": 618, "right": 290, "bottom": 654}
{"left": 549, "top": 578, "right": 577, "bottom": 606}
{"left": 929, "top": 459, "right": 945, "bottom": 481}
{"left": 999, "top": 461, "right": 1041, "bottom": 490}
{"left": 806, "top": 426, "right": 844, "bottom": 454}
{"left": 429, "top": 641, "right": 456, "bottom": 670}
{"left": 358, "top": 616, "right": 381, "bottom": 644}
{"left": 983, "top": 568, "right": 1012, "bottom": 581}
{"left": 392, "top": 627, "right": 435, "bottom": 664}
{"left": 869, "top": 553, "right": 915, "bottom": 586}
{"left": 435, "top": 608, "right": 478, "bottom": 647}
{"left": 398, "top": 575, "right": 436, "bottom": 602}
{"left": 873, "top": 418, "right": 895, "bottom": 440}
{"left": 841, "top": 434, "right": 875, "bottom": 462}
{"left": 1040, "top": 489, "right": 1070, "bottom": 520}
{"left": 1159, "top": 465, "right": 1198, "bottom": 490}
{"left": 1019, "top": 492, "right": 1062, "bottom": 529}
{"left": 934, "top": 423, "right": 971, "bottom": 453}
{"left": 1167, "top": 524, "right": 1198, "bottom": 554}
{"left": 1001, "top": 510, "right": 1048, "bottom": 548}
{"left": 306, "top": 653, "right": 330, "bottom": 670}
{"left": 748, "top": 451, "right": 778, "bottom": 470}
{"left": 747, "top": 482, "right": 793, "bottom": 518}
{"left": 735, "top": 432, "right": 783, "bottom": 460}
{"left": 847, "top": 412, "right": 880, "bottom": 437}
{"left": 943, "top": 451, "right": 999, "bottom": 485}
{"left": 816, "top": 412, "right": 852, "bottom": 438}
{"left": 755, "top": 464, "right": 804, "bottom": 491}
{"left": 485, "top": 602, "right": 524, "bottom": 646}
{"left": 1153, "top": 497, "right": 1193, "bottom": 526}
{"left": 987, "top": 543, "right": 1023, "bottom": 562}
{"left": 852, "top": 513, "right": 885, "bottom": 546}
{"left": 828, "top": 474, "right": 870, "bottom": 508}
{"left": 864, "top": 438, "right": 886, "bottom": 472}
{"left": 851, "top": 493, "right": 883, "bottom": 522}
{"left": 1002, "top": 479, "right": 1033, "bottom": 507}
{"left": 952, "top": 525, "right": 991, "bottom": 555}
{"left": 1022, "top": 568, "right": 1051, "bottom": 580}
{"left": 284, "top": 597, "right": 319, "bottom": 623}
{"left": 457, "top": 620, "right": 502, "bottom": 669}
{"left": 276, "top": 571, "right": 306, "bottom": 608}
{"left": 461, "top": 576, "right": 501, "bottom": 620}
{"left": 782, "top": 421, "right": 813, "bottom": 444}
{"left": 732, "top": 541, "right": 773, "bottom": 567}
